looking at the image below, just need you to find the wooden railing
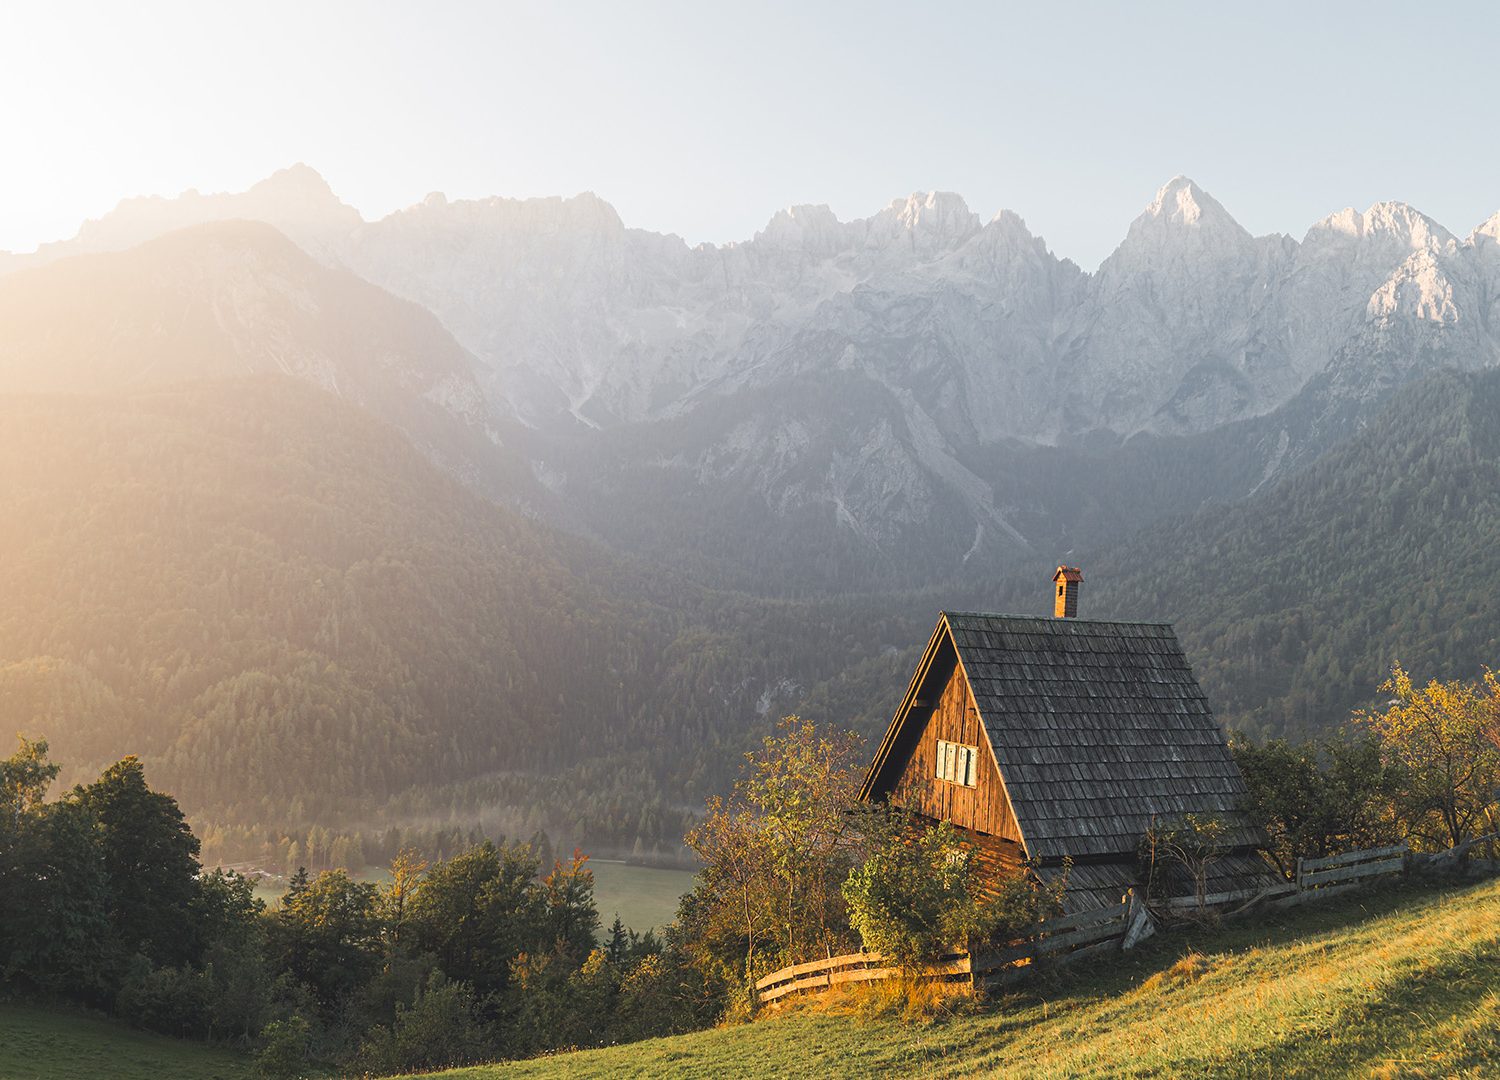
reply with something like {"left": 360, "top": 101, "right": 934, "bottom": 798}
{"left": 971, "top": 898, "right": 1135, "bottom": 986}
{"left": 1296, "top": 843, "right": 1408, "bottom": 892}
{"left": 755, "top": 949, "right": 970, "bottom": 1004}
{"left": 756, "top": 894, "right": 1142, "bottom": 1004}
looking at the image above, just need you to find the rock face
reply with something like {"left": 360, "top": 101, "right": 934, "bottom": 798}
{"left": 11, "top": 169, "right": 1500, "bottom": 588}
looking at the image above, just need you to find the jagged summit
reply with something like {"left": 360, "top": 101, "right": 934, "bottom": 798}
{"left": 1306, "top": 202, "right": 1453, "bottom": 249}
{"left": 253, "top": 162, "right": 339, "bottom": 196}
{"left": 1131, "top": 175, "right": 1249, "bottom": 238}
{"left": 1472, "top": 211, "right": 1500, "bottom": 247}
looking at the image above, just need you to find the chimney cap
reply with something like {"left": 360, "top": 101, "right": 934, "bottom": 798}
{"left": 1052, "top": 565, "right": 1083, "bottom": 583}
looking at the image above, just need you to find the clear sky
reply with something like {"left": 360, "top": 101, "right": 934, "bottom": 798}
{"left": 3, "top": 0, "right": 1498, "bottom": 268}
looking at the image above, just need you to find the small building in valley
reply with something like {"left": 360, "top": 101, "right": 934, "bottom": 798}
{"left": 857, "top": 567, "right": 1279, "bottom": 912}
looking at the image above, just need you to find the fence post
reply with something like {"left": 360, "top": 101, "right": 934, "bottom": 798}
{"left": 1295, "top": 856, "right": 1305, "bottom": 892}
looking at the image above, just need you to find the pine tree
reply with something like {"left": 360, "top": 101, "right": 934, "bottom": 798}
{"left": 605, "top": 915, "right": 628, "bottom": 965}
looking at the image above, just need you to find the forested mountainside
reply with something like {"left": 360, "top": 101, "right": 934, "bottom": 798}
{"left": 1013, "top": 366, "right": 1500, "bottom": 740}
{"left": 0, "top": 378, "right": 918, "bottom": 854}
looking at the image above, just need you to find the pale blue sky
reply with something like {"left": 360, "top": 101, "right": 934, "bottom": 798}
{"left": 3, "top": 0, "right": 1497, "bottom": 267}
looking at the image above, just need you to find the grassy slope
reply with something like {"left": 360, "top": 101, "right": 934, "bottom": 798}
{"left": 0, "top": 1003, "right": 252, "bottom": 1080}
{"left": 420, "top": 877, "right": 1500, "bottom": 1080}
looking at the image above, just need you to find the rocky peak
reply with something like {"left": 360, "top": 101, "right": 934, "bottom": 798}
{"left": 1096, "top": 176, "right": 1257, "bottom": 289}
{"left": 865, "top": 191, "right": 981, "bottom": 256}
{"left": 1468, "top": 211, "right": 1500, "bottom": 249}
{"left": 1304, "top": 202, "right": 1454, "bottom": 254}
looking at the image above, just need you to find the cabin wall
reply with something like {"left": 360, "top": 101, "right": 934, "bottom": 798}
{"left": 889, "top": 661, "right": 1023, "bottom": 843}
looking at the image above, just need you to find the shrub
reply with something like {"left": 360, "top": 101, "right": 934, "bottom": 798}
{"left": 842, "top": 819, "right": 974, "bottom": 968}
{"left": 353, "top": 973, "right": 494, "bottom": 1075}
{"left": 255, "top": 1015, "right": 310, "bottom": 1079}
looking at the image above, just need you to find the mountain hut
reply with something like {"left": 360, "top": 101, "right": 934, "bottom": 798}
{"left": 857, "top": 567, "right": 1282, "bottom": 912}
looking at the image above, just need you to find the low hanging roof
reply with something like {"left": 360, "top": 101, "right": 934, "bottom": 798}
{"left": 860, "top": 611, "right": 1266, "bottom": 862}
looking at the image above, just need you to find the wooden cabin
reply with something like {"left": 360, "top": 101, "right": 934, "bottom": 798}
{"left": 858, "top": 569, "right": 1278, "bottom": 912}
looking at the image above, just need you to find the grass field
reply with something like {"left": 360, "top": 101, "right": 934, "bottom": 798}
{"left": 589, "top": 861, "right": 695, "bottom": 936}
{"left": 406, "top": 876, "right": 1500, "bottom": 1080}
{"left": 0, "top": 1002, "right": 252, "bottom": 1080}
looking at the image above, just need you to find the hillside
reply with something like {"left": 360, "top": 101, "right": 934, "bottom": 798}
{"left": 0, "top": 220, "right": 530, "bottom": 504}
{"left": 1078, "top": 365, "right": 1500, "bottom": 738}
{"left": 0, "top": 1003, "right": 251, "bottom": 1080}
{"left": 402, "top": 877, "right": 1500, "bottom": 1079}
{"left": 0, "top": 377, "right": 916, "bottom": 854}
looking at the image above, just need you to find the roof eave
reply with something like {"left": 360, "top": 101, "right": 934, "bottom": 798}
{"left": 857, "top": 613, "right": 952, "bottom": 803}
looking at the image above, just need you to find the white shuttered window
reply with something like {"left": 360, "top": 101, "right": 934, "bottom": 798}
{"left": 934, "top": 739, "right": 977, "bottom": 787}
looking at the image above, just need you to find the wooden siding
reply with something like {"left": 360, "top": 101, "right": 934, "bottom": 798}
{"left": 889, "top": 661, "right": 1023, "bottom": 843}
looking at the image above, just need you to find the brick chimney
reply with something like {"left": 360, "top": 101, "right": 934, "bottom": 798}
{"left": 1052, "top": 565, "right": 1083, "bottom": 618}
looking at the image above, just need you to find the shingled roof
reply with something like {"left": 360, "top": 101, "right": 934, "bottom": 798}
{"left": 861, "top": 611, "right": 1266, "bottom": 863}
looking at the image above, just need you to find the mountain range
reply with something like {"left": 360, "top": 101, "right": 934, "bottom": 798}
{"left": 7, "top": 165, "right": 1497, "bottom": 591}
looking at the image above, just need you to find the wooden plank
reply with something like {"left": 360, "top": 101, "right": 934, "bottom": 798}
{"left": 1301, "top": 855, "right": 1406, "bottom": 887}
{"left": 828, "top": 966, "right": 900, "bottom": 987}
{"left": 1164, "top": 884, "right": 1292, "bottom": 910}
{"left": 759, "top": 973, "right": 831, "bottom": 1003}
{"left": 1298, "top": 844, "right": 1407, "bottom": 872}
{"left": 972, "top": 943, "right": 1033, "bottom": 972}
{"left": 1269, "top": 880, "right": 1361, "bottom": 909}
{"left": 1050, "top": 934, "right": 1121, "bottom": 971}
{"left": 1034, "top": 904, "right": 1129, "bottom": 936}
{"left": 755, "top": 951, "right": 883, "bottom": 990}
{"left": 1034, "top": 920, "right": 1125, "bottom": 955}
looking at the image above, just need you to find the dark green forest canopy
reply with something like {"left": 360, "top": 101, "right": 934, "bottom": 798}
{"left": 1038, "top": 367, "right": 1500, "bottom": 738}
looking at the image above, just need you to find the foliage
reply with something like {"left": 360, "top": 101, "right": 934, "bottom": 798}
{"left": 1356, "top": 663, "right": 1500, "bottom": 849}
{"left": 841, "top": 817, "right": 974, "bottom": 968}
{"left": 969, "top": 861, "right": 1069, "bottom": 946}
{"left": 1232, "top": 733, "right": 1403, "bottom": 868}
{"left": 354, "top": 973, "right": 494, "bottom": 1075}
{"left": 402, "top": 840, "right": 547, "bottom": 1000}
{"left": 268, "top": 869, "right": 381, "bottom": 1008}
{"left": 254, "top": 1015, "right": 310, "bottom": 1079}
{"left": 1138, "top": 814, "right": 1230, "bottom": 908}
{"left": 73, "top": 757, "right": 203, "bottom": 972}
{"left": 683, "top": 715, "right": 865, "bottom": 988}
{"left": 0, "top": 735, "right": 59, "bottom": 823}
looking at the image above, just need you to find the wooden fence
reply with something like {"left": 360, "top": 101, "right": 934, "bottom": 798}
{"left": 1288, "top": 843, "right": 1408, "bottom": 902}
{"left": 756, "top": 895, "right": 1141, "bottom": 1004}
{"left": 754, "top": 838, "right": 1431, "bottom": 1007}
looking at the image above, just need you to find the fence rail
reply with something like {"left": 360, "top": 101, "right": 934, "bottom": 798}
{"left": 1297, "top": 843, "right": 1409, "bottom": 891}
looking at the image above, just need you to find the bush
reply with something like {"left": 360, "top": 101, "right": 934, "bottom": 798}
{"left": 842, "top": 819, "right": 974, "bottom": 968}
{"left": 353, "top": 973, "right": 494, "bottom": 1075}
{"left": 255, "top": 1015, "right": 310, "bottom": 1079}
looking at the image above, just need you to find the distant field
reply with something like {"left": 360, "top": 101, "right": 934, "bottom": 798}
{"left": 244, "top": 860, "right": 694, "bottom": 936}
{"left": 589, "top": 860, "right": 695, "bottom": 936}
{"left": 0, "top": 1002, "right": 251, "bottom": 1080}
{"left": 408, "top": 876, "right": 1500, "bottom": 1079}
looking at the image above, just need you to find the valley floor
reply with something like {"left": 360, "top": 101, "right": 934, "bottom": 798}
{"left": 413, "top": 876, "right": 1500, "bottom": 1080}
